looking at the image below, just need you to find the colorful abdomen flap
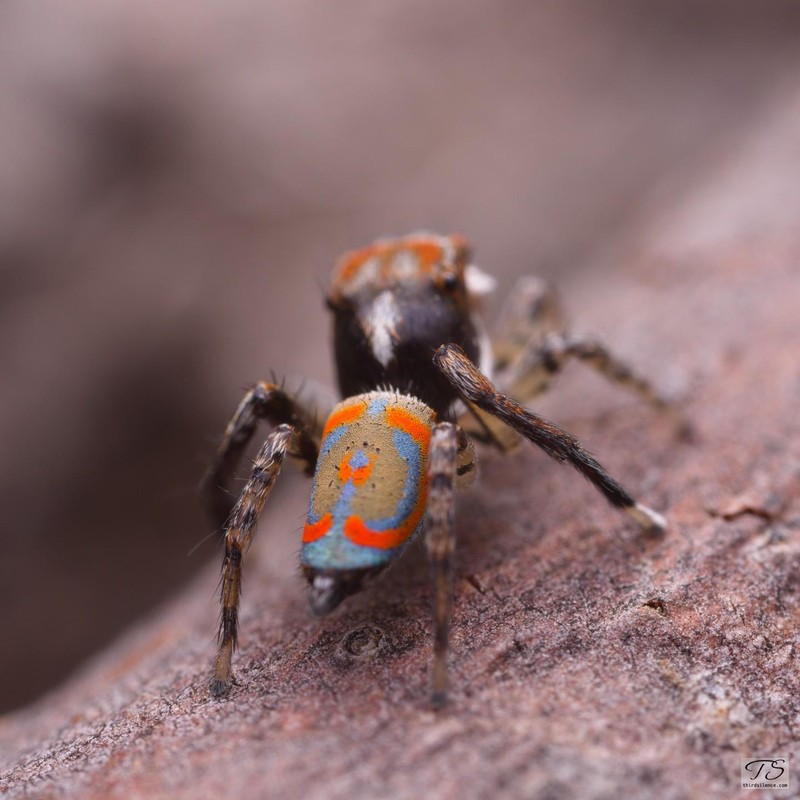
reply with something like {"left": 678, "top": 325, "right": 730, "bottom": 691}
{"left": 301, "top": 392, "right": 435, "bottom": 570}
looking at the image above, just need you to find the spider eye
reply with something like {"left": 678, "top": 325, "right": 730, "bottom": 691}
{"left": 440, "top": 271, "right": 459, "bottom": 291}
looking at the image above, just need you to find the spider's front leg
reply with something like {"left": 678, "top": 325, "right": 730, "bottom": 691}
{"left": 211, "top": 424, "right": 294, "bottom": 697}
{"left": 200, "top": 383, "right": 320, "bottom": 530}
{"left": 434, "top": 344, "right": 666, "bottom": 533}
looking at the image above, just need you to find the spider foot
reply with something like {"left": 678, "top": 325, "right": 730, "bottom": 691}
{"left": 626, "top": 502, "right": 667, "bottom": 534}
{"left": 210, "top": 677, "right": 232, "bottom": 697}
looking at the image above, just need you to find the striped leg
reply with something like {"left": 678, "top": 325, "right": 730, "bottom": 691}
{"left": 211, "top": 425, "right": 293, "bottom": 697}
{"left": 492, "top": 276, "right": 566, "bottom": 375}
{"left": 491, "top": 278, "right": 686, "bottom": 434}
{"left": 460, "top": 277, "right": 565, "bottom": 453}
{"left": 434, "top": 344, "right": 666, "bottom": 533}
{"left": 425, "top": 422, "right": 459, "bottom": 708}
{"left": 201, "top": 383, "right": 320, "bottom": 530}
{"left": 509, "top": 333, "right": 684, "bottom": 430}
{"left": 455, "top": 426, "right": 478, "bottom": 488}
{"left": 456, "top": 400, "right": 522, "bottom": 455}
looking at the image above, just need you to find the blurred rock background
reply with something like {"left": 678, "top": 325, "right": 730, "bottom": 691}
{"left": 1, "top": 0, "right": 799, "bottom": 713}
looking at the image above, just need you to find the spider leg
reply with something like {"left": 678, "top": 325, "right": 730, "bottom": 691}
{"left": 457, "top": 399, "right": 522, "bottom": 455}
{"left": 489, "top": 278, "right": 687, "bottom": 434}
{"left": 492, "top": 276, "right": 567, "bottom": 375}
{"left": 508, "top": 333, "right": 686, "bottom": 432}
{"left": 425, "top": 424, "right": 477, "bottom": 707}
{"left": 200, "top": 382, "right": 320, "bottom": 530}
{"left": 434, "top": 344, "right": 666, "bottom": 533}
{"left": 425, "top": 422, "right": 459, "bottom": 708}
{"left": 455, "top": 425, "right": 478, "bottom": 488}
{"left": 458, "top": 277, "right": 566, "bottom": 453}
{"left": 211, "top": 424, "right": 293, "bottom": 697}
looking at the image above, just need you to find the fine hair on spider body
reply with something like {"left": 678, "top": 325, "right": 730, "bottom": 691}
{"left": 201, "top": 233, "right": 677, "bottom": 706}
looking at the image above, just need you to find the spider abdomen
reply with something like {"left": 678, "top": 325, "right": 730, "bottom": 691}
{"left": 301, "top": 391, "right": 435, "bottom": 571}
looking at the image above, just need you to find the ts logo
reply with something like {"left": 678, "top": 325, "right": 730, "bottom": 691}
{"left": 743, "top": 759, "right": 787, "bottom": 781}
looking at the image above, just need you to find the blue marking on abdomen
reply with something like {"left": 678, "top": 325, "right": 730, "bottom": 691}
{"left": 301, "top": 407, "right": 427, "bottom": 569}
{"left": 367, "top": 396, "right": 388, "bottom": 417}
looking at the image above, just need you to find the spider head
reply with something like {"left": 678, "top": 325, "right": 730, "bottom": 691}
{"left": 328, "top": 232, "right": 495, "bottom": 314}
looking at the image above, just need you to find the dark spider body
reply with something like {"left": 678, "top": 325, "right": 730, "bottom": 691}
{"left": 328, "top": 235, "right": 483, "bottom": 415}
{"left": 202, "top": 233, "right": 677, "bottom": 706}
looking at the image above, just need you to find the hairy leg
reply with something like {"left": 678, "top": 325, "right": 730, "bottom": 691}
{"left": 425, "top": 422, "right": 459, "bottom": 707}
{"left": 492, "top": 276, "right": 566, "bottom": 375}
{"left": 434, "top": 344, "right": 666, "bottom": 533}
{"left": 201, "top": 383, "right": 320, "bottom": 530}
{"left": 510, "top": 333, "right": 686, "bottom": 432}
{"left": 211, "top": 425, "right": 293, "bottom": 697}
{"left": 490, "top": 278, "right": 686, "bottom": 434}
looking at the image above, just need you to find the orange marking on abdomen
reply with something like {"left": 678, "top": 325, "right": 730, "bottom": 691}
{"left": 386, "top": 406, "right": 432, "bottom": 453}
{"left": 338, "top": 451, "right": 374, "bottom": 486}
{"left": 322, "top": 403, "right": 365, "bottom": 439}
{"left": 343, "top": 487, "right": 427, "bottom": 549}
{"left": 302, "top": 513, "right": 333, "bottom": 543}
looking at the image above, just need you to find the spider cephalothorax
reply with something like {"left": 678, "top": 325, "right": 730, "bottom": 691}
{"left": 326, "top": 234, "right": 493, "bottom": 415}
{"left": 202, "top": 232, "right": 676, "bottom": 705}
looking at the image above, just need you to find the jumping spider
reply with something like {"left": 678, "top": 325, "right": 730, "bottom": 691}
{"left": 201, "top": 233, "right": 677, "bottom": 706}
